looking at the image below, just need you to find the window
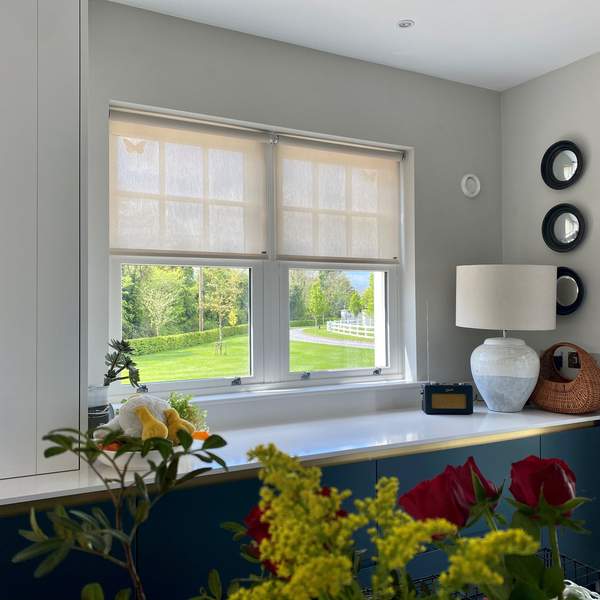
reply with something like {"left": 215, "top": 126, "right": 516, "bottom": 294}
{"left": 288, "top": 269, "right": 388, "bottom": 373}
{"left": 120, "top": 264, "right": 252, "bottom": 383}
{"left": 109, "top": 109, "right": 406, "bottom": 392}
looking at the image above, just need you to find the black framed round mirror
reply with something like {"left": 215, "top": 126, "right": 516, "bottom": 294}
{"left": 556, "top": 266, "right": 584, "bottom": 315}
{"left": 541, "top": 140, "right": 584, "bottom": 190}
{"left": 542, "top": 203, "right": 585, "bottom": 252}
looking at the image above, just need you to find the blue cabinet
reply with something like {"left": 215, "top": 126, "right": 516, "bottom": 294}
{"left": 0, "top": 501, "right": 130, "bottom": 599}
{"left": 541, "top": 426, "right": 600, "bottom": 568}
{"left": 2, "top": 429, "right": 598, "bottom": 598}
{"left": 137, "top": 477, "right": 261, "bottom": 599}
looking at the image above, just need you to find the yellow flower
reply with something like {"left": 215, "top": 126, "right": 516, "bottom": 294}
{"left": 439, "top": 528, "right": 539, "bottom": 595}
{"left": 356, "top": 477, "right": 457, "bottom": 598}
{"left": 242, "top": 445, "right": 365, "bottom": 599}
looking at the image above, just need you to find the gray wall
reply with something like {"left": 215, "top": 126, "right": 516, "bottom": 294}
{"left": 88, "top": 0, "right": 502, "bottom": 384}
{"left": 502, "top": 52, "right": 600, "bottom": 353}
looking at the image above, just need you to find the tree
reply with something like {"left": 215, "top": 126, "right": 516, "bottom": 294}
{"left": 349, "top": 291, "right": 363, "bottom": 317}
{"left": 139, "top": 268, "right": 182, "bottom": 336}
{"left": 203, "top": 267, "right": 244, "bottom": 353}
{"left": 289, "top": 269, "right": 310, "bottom": 321}
{"left": 307, "top": 281, "right": 329, "bottom": 328}
{"left": 362, "top": 273, "right": 375, "bottom": 317}
{"left": 319, "top": 270, "right": 353, "bottom": 318}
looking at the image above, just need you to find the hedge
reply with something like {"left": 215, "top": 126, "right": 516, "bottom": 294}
{"left": 129, "top": 324, "right": 249, "bottom": 355}
{"left": 290, "top": 319, "right": 314, "bottom": 328}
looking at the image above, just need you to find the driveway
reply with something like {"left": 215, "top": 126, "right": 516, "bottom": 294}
{"left": 289, "top": 327, "right": 375, "bottom": 349}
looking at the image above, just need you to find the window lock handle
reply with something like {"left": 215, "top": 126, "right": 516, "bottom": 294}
{"left": 231, "top": 377, "right": 242, "bottom": 386}
{"left": 373, "top": 368, "right": 382, "bottom": 376}
{"left": 301, "top": 372, "right": 311, "bottom": 380}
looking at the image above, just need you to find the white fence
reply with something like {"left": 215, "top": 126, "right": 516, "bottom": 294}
{"left": 326, "top": 319, "right": 374, "bottom": 338}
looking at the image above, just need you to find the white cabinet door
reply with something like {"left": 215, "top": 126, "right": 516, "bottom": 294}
{"left": 36, "top": 0, "right": 80, "bottom": 473}
{"left": 0, "top": 0, "right": 38, "bottom": 479}
{"left": 0, "top": 0, "right": 80, "bottom": 479}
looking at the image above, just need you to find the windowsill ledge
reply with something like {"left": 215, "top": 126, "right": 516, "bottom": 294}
{"left": 188, "top": 378, "right": 423, "bottom": 431}
{"left": 192, "top": 378, "right": 421, "bottom": 406}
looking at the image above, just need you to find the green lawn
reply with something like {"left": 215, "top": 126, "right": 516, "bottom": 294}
{"left": 132, "top": 334, "right": 374, "bottom": 383}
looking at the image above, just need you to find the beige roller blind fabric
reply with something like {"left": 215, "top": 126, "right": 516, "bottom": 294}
{"left": 276, "top": 141, "right": 401, "bottom": 262}
{"left": 109, "top": 113, "right": 268, "bottom": 257}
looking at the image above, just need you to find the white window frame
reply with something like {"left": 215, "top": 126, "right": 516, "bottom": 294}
{"left": 107, "top": 106, "right": 412, "bottom": 397}
{"left": 276, "top": 262, "right": 401, "bottom": 384}
{"left": 108, "top": 254, "right": 265, "bottom": 396}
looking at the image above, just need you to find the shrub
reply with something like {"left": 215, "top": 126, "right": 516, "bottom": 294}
{"left": 289, "top": 319, "right": 314, "bottom": 328}
{"left": 128, "top": 325, "right": 249, "bottom": 355}
{"left": 168, "top": 392, "right": 208, "bottom": 430}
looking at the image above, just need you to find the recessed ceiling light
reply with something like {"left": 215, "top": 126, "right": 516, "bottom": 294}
{"left": 397, "top": 19, "right": 415, "bottom": 29}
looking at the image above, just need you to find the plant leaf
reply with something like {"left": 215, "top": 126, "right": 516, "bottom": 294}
{"left": 81, "top": 583, "right": 105, "bottom": 600}
{"left": 202, "top": 434, "right": 227, "bottom": 450}
{"left": 505, "top": 554, "right": 544, "bottom": 587}
{"left": 177, "top": 428, "right": 193, "bottom": 450}
{"left": 511, "top": 510, "right": 541, "bottom": 542}
{"left": 29, "top": 509, "right": 48, "bottom": 541}
{"left": 12, "top": 539, "right": 63, "bottom": 563}
{"left": 542, "top": 565, "right": 565, "bottom": 598}
{"left": 208, "top": 569, "right": 222, "bottom": 600}
{"left": 34, "top": 541, "right": 72, "bottom": 577}
{"left": 44, "top": 446, "right": 67, "bottom": 458}
{"left": 114, "top": 589, "right": 132, "bottom": 600}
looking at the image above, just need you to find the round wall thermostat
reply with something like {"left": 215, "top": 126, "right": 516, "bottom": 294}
{"left": 461, "top": 174, "right": 481, "bottom": 198}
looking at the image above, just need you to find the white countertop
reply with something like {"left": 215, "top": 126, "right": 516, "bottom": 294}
{"left": 1, "top": 405, "right": 598, "bottom": 508}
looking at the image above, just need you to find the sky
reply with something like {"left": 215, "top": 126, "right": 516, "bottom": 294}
{"left": 347, "top": 271, "right": 370, "bottom": 293}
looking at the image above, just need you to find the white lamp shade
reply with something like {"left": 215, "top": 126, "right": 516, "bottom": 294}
{"left": 456, "top": 265, "right": 557, "bottom": 331}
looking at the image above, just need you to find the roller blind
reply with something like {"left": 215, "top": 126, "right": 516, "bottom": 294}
{"left": 109, "top": 112, "right": 268, "bottom": 257}
{"left": 276, "top": 140, "right": 401, "bottom": 262}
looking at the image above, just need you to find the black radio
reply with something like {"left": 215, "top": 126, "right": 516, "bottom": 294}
{"left": 421, "top": 383, "right": 474, "bottom": 415}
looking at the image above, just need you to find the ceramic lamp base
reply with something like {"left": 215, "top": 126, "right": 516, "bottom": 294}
{"left": 471, "top": 337, "right": 539, "bottom": 413}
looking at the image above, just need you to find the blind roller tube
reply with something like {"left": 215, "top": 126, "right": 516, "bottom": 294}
{"left": 110, "top": 109, "right": 270, "bottom": 143}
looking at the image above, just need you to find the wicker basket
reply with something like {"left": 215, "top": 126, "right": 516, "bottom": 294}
{"left": 531, "top": 342, "right": 600, "bottom": 414}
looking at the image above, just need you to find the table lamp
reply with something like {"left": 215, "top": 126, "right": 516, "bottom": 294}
{"left": 456, "top": 265, "right": 557, "bottom": 412}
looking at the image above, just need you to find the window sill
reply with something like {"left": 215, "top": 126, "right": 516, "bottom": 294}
{"left": 188, "top": 378, "right": 422, "bottom": 431}
{"left": 193, "top": 378, "right": 420, "bottom": 406}
{"left": 110, "top": 378, "right": 422, "bottom": 431}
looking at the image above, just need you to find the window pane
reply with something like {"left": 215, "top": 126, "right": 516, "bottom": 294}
{"left": 288, "top": 268, "right": 387, "bottom": 373}
{"left": 121, "top": 264, "right": 251, "bottom": 383}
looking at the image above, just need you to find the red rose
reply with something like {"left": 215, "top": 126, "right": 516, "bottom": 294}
{"left": 320, "top": 487, "right": 348, "bottom": 518}
{"left": 399, "top": 468, "right": 470, "bottom": 528}
{"left": 450, "top": 456, "right": 498, "bottom": 506}
{"left": 510, "top": 455, "right": 576, "bottom": 509}
{"left": 244, "top": 505, "right": 270, "bottom": 544}
{"left": 243, "top": 505, "right": 277, "bottom": 574}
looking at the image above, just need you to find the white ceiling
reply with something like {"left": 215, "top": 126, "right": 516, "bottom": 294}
{"left": 109, "top": 0, "right": 600, "bottom": 90}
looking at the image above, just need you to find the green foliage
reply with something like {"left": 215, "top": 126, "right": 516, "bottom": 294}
{"left": 167, "top": 392, "right": 207, "bottom": 430}
{"left": 307, "top": 281, "right": 329, "bottom": 328}
{"left": 122, "top": 265, "right": 249, "bottom": 340}
{"left": 349, "top": 291, "right": 363, "bottom": 316}
{"left": 203, "top": 268, "right": 246, "bottom": 348}
{"left": 138, "top": 267, "right": 183, "bottom": 336}
{"left": 104, "top": 339, "right": 140, "bottom": 388}
{"left": 13, "top": 427, "right": 227, "bottom": 600}
{"left": 289, "top": 319, "right": 314, "bottom": 328}
{"left": 362, "top": 273, "right": 375, "bottom": 317}
{"left": 129, "top": 325, "right": 249, "bottom": 355}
